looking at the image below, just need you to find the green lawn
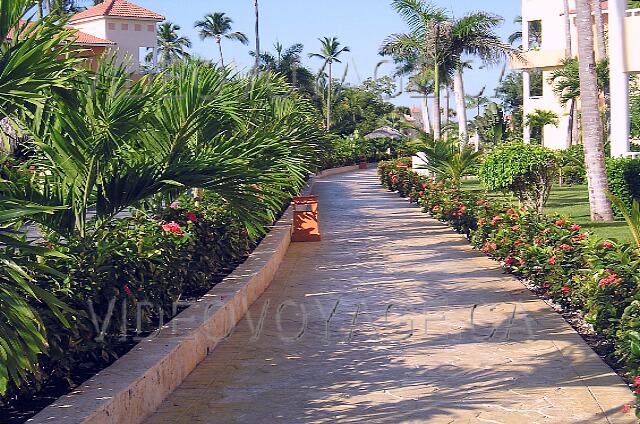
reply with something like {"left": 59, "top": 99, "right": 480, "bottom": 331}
{"left": 461, "top": 179, "right": 632, "bottom": 242}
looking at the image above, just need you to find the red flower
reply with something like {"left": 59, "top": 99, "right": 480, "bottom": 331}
{"left": 506, "top": 208, "right": 515, "bottom": 215}
{"left": 169, "top": 202, "right": 179, "bottom": 209}
{"left": 555, "top": 219, "right": 567, "bottom": 226}
{"left": 418, "top": 191, "right": 424, "bottom": 197}
{"left": 543, "top": 283, "right": 551, "bottom": 289}
{"left": 185, "top": 212, "right": 198, "bottom": 222}
{"left": 162, "top": 221, "right": 184, "bottom": 236}
{"left": 634, "top": 376, "right": 640, "bottom": 387}
{"left": 505, "top": 255, "right": 515, "bottom": 266}
{"left": 559, "top": 244, "right": 573, "bottom": 252}
{"left": 561, "top": 286, "right": 571, "bottom": 294}
{"left": 422, "top": 183, "right": 428, "bottom": 189}
{"left": 514, "top": 240, "right": 524, "bottom": 247}
{"left": 622, "top": 403, "right": 632, "bottom": 414}
{"left": 510, "top": 214, "right": 519, "bottom": 219}
{"left": 123, "top": 284, "right": 133, "bottom": 296}
{"left": 573, "top": 233, "right": 589, "bottom": 241}
{"left": 512, "top": 225, "right": 520, "bottom": 231}
{"left": 483, "top": 242, "right": 490, "bottom": 253}
{"left": 570, "top": 224, "right": 581, "bottom": 231}
{"left": 478, "top": 218, "right": 487, "bottom": 225}
{"left": 491, "top": 216, "right": 502, "bottom": 226}
{"left": 598, "top": 273, "right": 622, "bottom": 287}
{"left": 601, "top": 241, "right": 615, "bottom": 249}
{"left": 534, "top": 239, "right": 544, "bottom": 246}
{"left": 490, "top": 242, "right": 498, "bottom": 251}
{"left": 549, "top": 255, "right": 557, "bottom": 265}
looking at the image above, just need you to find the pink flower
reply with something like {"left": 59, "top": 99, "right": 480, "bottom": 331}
{"left": 490, "top": 242, "right": 498, "bottom": 251}
{"left": 549, "top": 255, "right": 557, "bottom": 265}
{"left": 512, "top": 225, "right": 520, "bottom": 231}
{"left": 491, "top": 216, "right": 502, "bottom": 226}
{"left": 601, "top": 241, "right": 615, "bottom": 249}
{"left": 559, "top": 244, "right": 573, "bottom": 252}
{"left": 123, "top": 284, "right": 133, "bottom": 296}
{"left": 573, "top": 233, "right": 589, "bottom": 241}
{"left": 514, "top": 240, "right": 524, "bottom": 247}
{"left": 162, "top": 221, "right": 184, "bottom": 236}
{"left": 570, "top": 224, "right": 582, "bottom": 231}
{"left": 418, "top": 191, "right": 424, "bottom": 197}
{"left": 622, "top": 404, "right": 632, "bottom": 414}
{"left": 555, "top": 219, "right": 567, "bottom": 226}
{"left": 505, "top": 255, "right": 515, "bottom": 266}
{"left": 185, "top": 212, "right": 198, "bottom": 222}
{"left": 478, "top": 218, "right": 487, "bottom": 225}
{"left": 483, "top": 242, "right": 490, "bottom": 253}
{"left": 634, "top": 376, "right": 640, "bottom": 387}
{"left": 561, "top": 286, "right": 571, "bottom": 294}
{"left": 534, "top": 239, "right": 543, "bottom": 246}
{"left": 169, "top": 202, "right": 179, "bottom": 209}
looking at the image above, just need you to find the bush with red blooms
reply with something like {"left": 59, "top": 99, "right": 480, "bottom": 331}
{"left": 379, "top": 159, "right": 640, "bottom": 412}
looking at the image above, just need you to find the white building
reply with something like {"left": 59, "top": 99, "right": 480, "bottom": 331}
{"left": 68, "top": 0, "right": 165, "bottom": 75}
{"left": 512, "top": 0, "right": 640, "bottom": 154}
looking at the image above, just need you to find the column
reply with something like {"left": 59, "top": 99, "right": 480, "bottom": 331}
{"left": 609, "top": 0, "right": 630, "bottom": 157}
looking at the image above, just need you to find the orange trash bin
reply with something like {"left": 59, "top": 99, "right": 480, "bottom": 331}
{"left": 291, "top": 195, "right": 321, "bottom": 242}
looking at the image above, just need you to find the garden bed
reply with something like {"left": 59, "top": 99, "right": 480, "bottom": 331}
{"left": 8, "top": 165, "right": 358, "bottom": 424}
{"left": 380, "top": 159, "right": 640, "bottom": 412}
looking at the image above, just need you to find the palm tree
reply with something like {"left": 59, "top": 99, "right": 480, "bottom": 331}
{"left": 449, "top": 12, "right": 521, "bottom": 144}
{"left": 526, "top": 109, "right": 559, "bottom": 144}
{"left": 591, "top": 0, "right": 607, "bottom": 61}
{"left": 407, "top": 71, "right": 433, "bottom": 134}
{"left": 575, "top": 0, "right": 613, "bottom": 220}
{"left": 0, "top": 0, "right": 80, "bottom": 395}
{"left": 381, "top": 0, "right": 449, "bottom": 140}
{"left": 414, "top": 137, "right": 482, "bottom": 187}
{"left": 151, "top": 22, "right": 191, "bottom": 68}
{"left": 309, "top": 37, "right": 350, "bottom": 131}
{"left": 509, "top": 16, "right": 523, "bottom": 48}
{"left": 253, "top": 0, "right": 260, "bottom": 75}
{"left": 252, "top": 43, "right": 315, "bottom": 94}
{"left": 194, "top": 12, "right": 248, "bottom": 67}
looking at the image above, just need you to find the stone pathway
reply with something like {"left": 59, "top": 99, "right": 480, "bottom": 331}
{"left": 145, "top": 169, "right": 635, "bottom": 424}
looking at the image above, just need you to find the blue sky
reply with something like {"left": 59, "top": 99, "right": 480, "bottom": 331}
{"left": 129, "top": 0, "right": 521, "bottom": 107}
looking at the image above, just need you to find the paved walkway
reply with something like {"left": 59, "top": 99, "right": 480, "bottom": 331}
{"left": 145, "top": 169, "right": 634, "bottom": 424}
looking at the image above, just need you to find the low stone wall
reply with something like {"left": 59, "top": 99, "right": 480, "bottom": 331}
{"left": 29, "top": 166, "right": 358, "bottom": 424}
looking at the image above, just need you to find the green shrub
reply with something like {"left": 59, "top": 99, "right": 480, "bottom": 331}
{"left": 479, "top": 143, "right": 558, "bottom": 212}
{"left": 558, "top": 144, "right": 586, "bottom": 185}
{"left": 606, "top": 157, "right": 640, "bottom": 214}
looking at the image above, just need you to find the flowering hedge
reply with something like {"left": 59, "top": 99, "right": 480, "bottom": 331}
{"left": 380, "top": 159, "right": 640, "bottom": 408}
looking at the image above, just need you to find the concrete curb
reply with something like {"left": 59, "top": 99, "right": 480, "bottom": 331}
{"left": 28, "top": 165, "right": 359, "bottom": 424}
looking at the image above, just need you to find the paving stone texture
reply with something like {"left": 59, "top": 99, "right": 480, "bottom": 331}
{"left": 145, "top": 169, "right": 636, "bottom": 424}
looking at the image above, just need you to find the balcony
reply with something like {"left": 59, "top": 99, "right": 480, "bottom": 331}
{"left": 511, "top": 48, "right": 565, "bottom": 70}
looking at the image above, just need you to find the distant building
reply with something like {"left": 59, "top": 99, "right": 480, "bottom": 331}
{"left": 512, "top": 0, "right": 639, "bottom": 154}
{"left": 68, "top": 0, "right": 165, "bottom": 75}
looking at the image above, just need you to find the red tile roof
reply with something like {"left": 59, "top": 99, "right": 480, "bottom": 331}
{"left": 72, "top": 30, "right": 115, "bottom": 45}
{"left": 69, "top": 0, "right": 165, "bottom": 23}
{"left": 8, "top": 21, "right": 114, "bottom": 46}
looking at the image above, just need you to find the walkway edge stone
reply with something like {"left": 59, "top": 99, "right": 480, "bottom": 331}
{"left": 28, "top": 164, "right": 361, "bottom": 424}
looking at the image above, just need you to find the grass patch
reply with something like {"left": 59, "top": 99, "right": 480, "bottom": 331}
{"left": 461, "top": 179, "right": 631, "bottom": 241}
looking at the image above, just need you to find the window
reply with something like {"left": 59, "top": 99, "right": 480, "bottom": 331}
{"left": 147, "top": 25, "right": 155, "bottom": 32}
{"left": 107, "top": 22, "right": 116, "bottom": 30}
{"left": 529, "top": 70, "right": 543, "bottom": 98}
{"left": 121, "top": 23, "right": 129, "bottom": 30}
{"left": 527, "top": 20, "right": 542, "bottom": 50}
{"left": 134, "top": 24, "right": 142, "bottom": 32}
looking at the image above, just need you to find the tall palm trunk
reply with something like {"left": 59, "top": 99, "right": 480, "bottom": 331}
{"left": 453, "top": 69, "right": 468, "bottom": 145}
{"left": 216, "top": 38, "right": 225, "bottom": 67}
{"left": 575, "top": 0, "right": 613, "bottom": 221}
{"left": 443, "top": 86, "right": 450, "bottom": 142}
{"left": 37, "top": 1, "right": 44, "bottom": 18}
{"left": 327, "top": 61, "right": 332, "bottom": 131}
{"left": 563, "top": 0, "right": 577, "bottom": 147}
{"left": 253, "top": 0, "right": 260, "bottom": 75}
{"left": 591, "top": 0, "right": 607, "bottom": 60}
{"left": 420, "top": 94, "right": 431, "bottom": 134}
{"left": 432, "top": 65, "right": 441, "bottom": 140}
